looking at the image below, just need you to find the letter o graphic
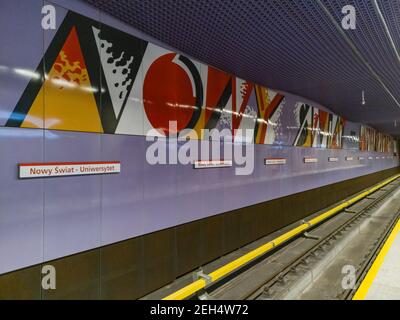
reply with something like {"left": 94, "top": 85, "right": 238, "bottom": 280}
{"left": 143, "top": 53, "right": 203, "bottom": 136}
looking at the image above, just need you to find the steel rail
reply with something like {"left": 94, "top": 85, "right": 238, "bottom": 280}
{"left": 254, "top": 183, "right": 400, "bottom": 300}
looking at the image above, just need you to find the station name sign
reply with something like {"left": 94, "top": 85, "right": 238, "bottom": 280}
{"left": 193, "top": 160, "right": 232, "bottom": 169}
{"left": 19, "top": 161, "right": 121, "bottom": 179}
{"left": 304, "top": 157, "right": 318, "bottom": 163}
{"left": 265, "top": 158, "right": 287, "bottom": 165}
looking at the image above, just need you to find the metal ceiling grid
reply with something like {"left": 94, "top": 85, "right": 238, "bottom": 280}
{"left": 320, "top": 0, "right": 400, "bottom": 122}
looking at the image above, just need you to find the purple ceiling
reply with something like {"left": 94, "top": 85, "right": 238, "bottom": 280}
{"left": 84, "top": 0, "right": 400, "bottom": 136}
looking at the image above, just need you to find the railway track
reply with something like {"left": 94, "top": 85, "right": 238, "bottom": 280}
{"left": 206, "top": 178, "right": 400, "bottom": 300}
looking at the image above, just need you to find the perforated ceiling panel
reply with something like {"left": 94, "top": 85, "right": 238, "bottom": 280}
{"left": 84, "top": 0, "right": 400, "bottom": 136}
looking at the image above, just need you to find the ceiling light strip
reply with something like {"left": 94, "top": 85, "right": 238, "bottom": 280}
{"left": 372, "top": 0, "right": 400, "bottom": 67}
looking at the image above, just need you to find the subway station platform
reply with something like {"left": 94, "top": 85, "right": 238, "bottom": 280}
{"left": 2, "top": 0, "right": 400, "bottom": 304}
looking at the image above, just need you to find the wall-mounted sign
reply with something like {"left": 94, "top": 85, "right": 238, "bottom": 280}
{"left": 328, "top": 157, "right": 339, "bottom": 162}
{"left": 193, "top": 160, "right": 232, "bottom": 169}
{"left": 304, "top": 158, "right": 318, "bottom": 163}
{"left": 359, "top": 157, "right": 365, "bottom": 160}
{"left": 265, "top": 158, "right": 287, "bottom": 165}
{"left": 345, "top": 157, "right": 354, "bottom": 161}
{"left": 19, "top": 161, "right": 121, "bottom": 179}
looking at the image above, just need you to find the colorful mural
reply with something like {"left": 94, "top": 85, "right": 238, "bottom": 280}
{"left": 293, "top": 103, "right": 345, "bottom": 149}
{"left": 4, "top": 10, "right": 395, "bottom": 153}
{"left": 360, "top": 125, "right": 394, "bottom": 153}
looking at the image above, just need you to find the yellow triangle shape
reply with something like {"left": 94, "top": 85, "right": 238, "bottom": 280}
{"left": 22, "top": 27, "right": 103, "bottom": 133}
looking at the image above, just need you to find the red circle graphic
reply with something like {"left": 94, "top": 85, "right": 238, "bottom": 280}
{"left": 143, "top": 53, "right": 196, "bottom": 135}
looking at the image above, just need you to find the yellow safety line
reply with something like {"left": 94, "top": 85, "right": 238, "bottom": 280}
{"left": 353, "top": 218, "right": 400, "bottom": 300}
{"left": 163, "top": 174, "right": 400, "bottom": 300}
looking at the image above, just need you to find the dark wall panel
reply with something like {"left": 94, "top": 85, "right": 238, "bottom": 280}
{"left": 100, "top": 237, "right": 144, "bottom": 300}
{"left": 200, "top": 215, "right": 225, "bottom": 263}
{"left": 143, "top": 228, "right": 176, "bottom": 294}
{"left": 42, "top": 250, "right": 100, "bottom": 300}
{"left": 0, "top": 266, "right": 41, "bottom": 300}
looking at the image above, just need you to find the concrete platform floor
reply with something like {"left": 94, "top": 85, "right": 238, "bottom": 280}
{"left": 364, "top": 220, "right": 400, "bottom": 300}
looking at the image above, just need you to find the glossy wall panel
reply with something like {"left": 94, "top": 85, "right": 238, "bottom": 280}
{"left": 43, "top": 130, "right": 101, "bottom": 261}
{"left": 0, "top": 0, "right": 43, "bottom": 127}
{"left": 141, "top": 138, "right": 178, "bottom": 235}
{"left": 100, "top": 134, "right": 144, "bottom": 245}
{"left": 174, "top": 139, "right": 205, "bottom": 224}
{"left": 0, "top": 128, "right": 44, "bottom": 274}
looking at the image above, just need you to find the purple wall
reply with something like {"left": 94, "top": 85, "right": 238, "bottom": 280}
{"left": 0, "top": 126, "right": 397, "bottom": 274}
{"left": 0, "top": 0, "right": 398, "bottom": 275}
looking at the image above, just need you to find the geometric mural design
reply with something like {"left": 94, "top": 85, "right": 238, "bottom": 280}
{"left": 360, "top": 125, "right": 394, "bottom": 153}
{"left": 293, "top": 103, "right": 345, "bottom": 149}
{"left": 4, "top": 10, "right": 395, "bottom": 152}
